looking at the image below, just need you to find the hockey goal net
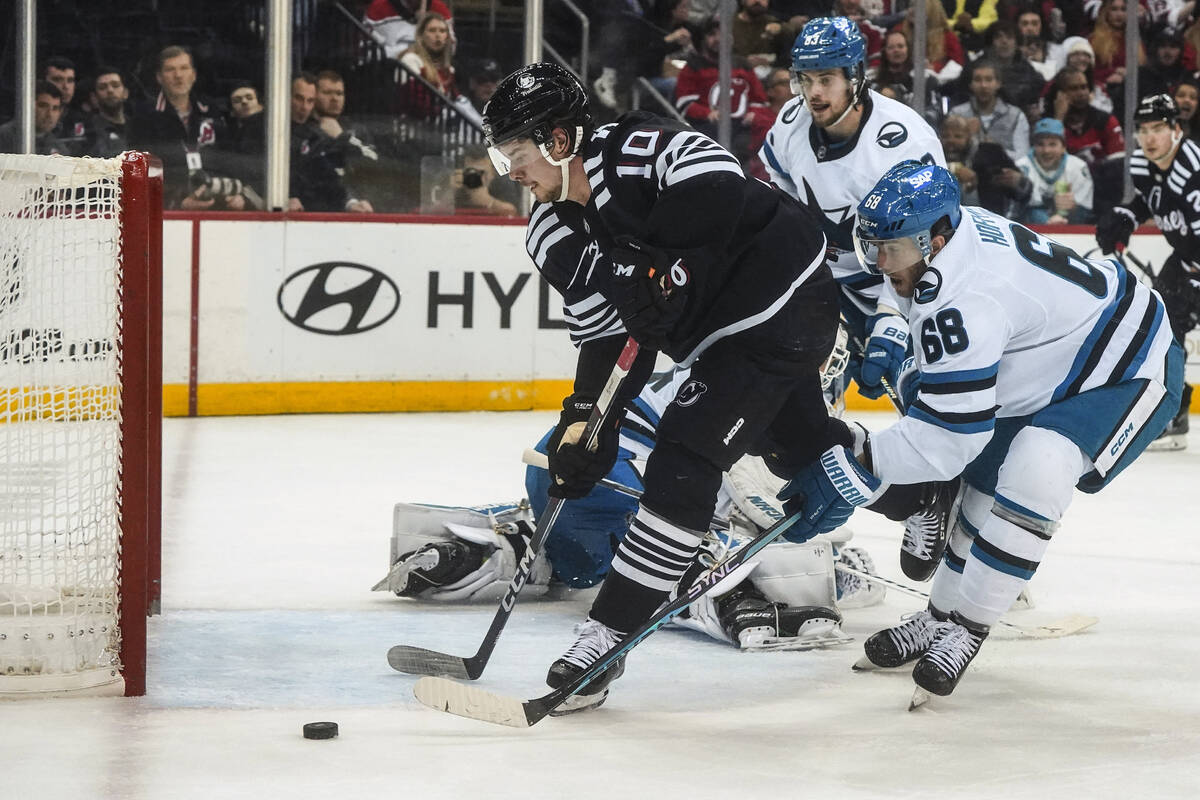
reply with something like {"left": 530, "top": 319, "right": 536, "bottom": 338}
{"left": 0, "top": 152, "right": 161, "bottom": 698}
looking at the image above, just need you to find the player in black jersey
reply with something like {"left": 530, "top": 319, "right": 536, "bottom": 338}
{"left": 483, "top": 62, "right": 844, "bottom": 712}
{"left": 1097, "top": 94, "right": 1198, "bottom": 450}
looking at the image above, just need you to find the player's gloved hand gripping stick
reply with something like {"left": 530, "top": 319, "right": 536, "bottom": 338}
{"left": 387, "top": 337, "right": 642, "bottom": 680}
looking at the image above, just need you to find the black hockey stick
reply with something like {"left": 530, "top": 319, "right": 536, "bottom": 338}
{"left": 522, "top": 455, "right": 1099, "bottom": 641}
{"left": 412, "top": 507, "right": 807, "bottom": 727}
{"left": 388, "top": 336, "right": 642, "bottom": 680}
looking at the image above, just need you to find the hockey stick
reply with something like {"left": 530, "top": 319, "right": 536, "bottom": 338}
{"left": 834, "top": 564, "right": 1098, "bottom": 639}
{"left": 388, "top": 337, "right": 642, "bottom": 680}
{"left": 520, "top": 458, "right": 1098, "bottom": 642}
{"left": 413, "top": 508, "right": 807, "bottom": 727}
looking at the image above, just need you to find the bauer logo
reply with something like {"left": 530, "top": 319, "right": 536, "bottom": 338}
{"left": 278, "top": 262, "right": 400, "bottom": 335}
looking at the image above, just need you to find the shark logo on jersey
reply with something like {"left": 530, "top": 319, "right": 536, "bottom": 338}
{"left": 801, "top": 178, "right": 855, "bottom": 250}
{"left": 675, "top": 379, "right": 708, "bottom": 407}
{"left": 876, "top": 122, "right": 909, "bottom": 148}
{"left": 914, "top": 267, "right": 942, "bottom": 304}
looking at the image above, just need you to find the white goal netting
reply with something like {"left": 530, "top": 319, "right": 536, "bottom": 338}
{"left": 0, "top": 154, "right": 128, "bottom": 696}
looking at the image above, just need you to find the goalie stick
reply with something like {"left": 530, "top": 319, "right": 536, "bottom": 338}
{"left": 413, "top": 508, "right": 808, "bottom": 727}
{"left": 521, "top": 455, "right": 1099, "bottom": 641}
{"left": 387, "top": 336, "right": 642, "bottom": 680}
{"left": 834, "top": 564, "right": 1098, "bottom": 640}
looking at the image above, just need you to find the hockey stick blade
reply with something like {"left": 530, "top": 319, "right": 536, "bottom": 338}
{"left": 413, "top": 510, "right": 806, "bottom": 727}
{"left": 387, "top": 337, "right": 642, "bottom": 680}
{"left": 388, "top": 645, "right": 476, "bottom": 680}
{"left": 835, "top": 564, "right": 1098, "bottom": 640}
{"left": 1009, "top": 613, "right": 1098, "bottom": 639}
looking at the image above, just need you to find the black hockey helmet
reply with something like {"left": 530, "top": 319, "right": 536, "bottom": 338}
{"left": 482, "top": 62, "right": 591, "bottom": 153}
{"left": 1134, "top": 93, "right": 1179, "bottom": 128}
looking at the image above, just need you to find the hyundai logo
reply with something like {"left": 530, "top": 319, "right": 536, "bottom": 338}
{"left": 277, "top": 262, "right": 400, "bottom": 335}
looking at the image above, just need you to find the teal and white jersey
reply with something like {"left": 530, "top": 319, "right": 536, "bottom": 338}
{"left": 871, "top": 206, "right": 1176, "bottom": 483}
{"left": 759, "top": 90, "right": 945, "bottom": 314}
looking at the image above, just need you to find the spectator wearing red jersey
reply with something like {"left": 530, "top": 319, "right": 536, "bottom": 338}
{"left": 364, "top": 0, "right": 454, "bottom": 60}
{"left": 674, "top": 16, "right": 770, "bottom": 164}
{"left": 399, "top": 13, "right": 477, "bottom": 122}
{"left": 897, "top": 0, "right": 966, "bottom": 86}
{"left": 1046, "top": 66, "right": 1125, "bottom": 215}
{"left": 1089, "top": 0, "right": 1145, "bottom": 94}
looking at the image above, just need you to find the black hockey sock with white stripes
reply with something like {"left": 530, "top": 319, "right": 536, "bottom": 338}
{"left": 589, "top": 505, "right": 705, "bottom": 633}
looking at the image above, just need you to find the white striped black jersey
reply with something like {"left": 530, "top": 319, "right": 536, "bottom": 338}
{"left": 1127, "top": 139, "right": 1200, "bottom": 272}
{"left": 871, "top": 206, "right": 1175, "bottom": 483}
{"left": 525, "top": 110, "right": 830, "bottom": 366}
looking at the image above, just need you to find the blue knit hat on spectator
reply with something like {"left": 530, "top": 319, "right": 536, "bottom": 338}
{"left": 1031, "top": 118, "right": 1065, "bottom": 142}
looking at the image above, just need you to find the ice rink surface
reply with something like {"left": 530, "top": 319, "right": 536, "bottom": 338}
{"left": 6, "top": 410, "right": 1199, "bottom": 800}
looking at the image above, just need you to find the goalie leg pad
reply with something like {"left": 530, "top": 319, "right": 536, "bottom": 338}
{"left": 744, "top": 540, "right": 838, "bottom": 610}
{"left": 381, "top": 501, "right": 551, "bottom": 602}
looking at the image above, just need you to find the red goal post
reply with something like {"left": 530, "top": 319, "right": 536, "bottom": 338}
{"left": 0, "top": 151, "right": 162, "bottom": 698}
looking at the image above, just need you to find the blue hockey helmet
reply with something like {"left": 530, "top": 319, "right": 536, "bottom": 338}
{"left": 853, "top": 160, "right": 962, "bottom": 275}
{"left": 789, "top": 17, "right": 867, "bottom": 109}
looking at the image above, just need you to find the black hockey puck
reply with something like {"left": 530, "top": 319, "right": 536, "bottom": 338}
{"left": 302, "top": 721, "right": 339, "bottom": 740}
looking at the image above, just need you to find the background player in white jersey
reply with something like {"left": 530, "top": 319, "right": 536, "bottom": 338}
{"left": 759, "top": 17, "right": 957, "bottom": 584}
{"left": 779, "top": 161, "right": 1184, "bottom": 705}
{"left": 1096, "top": 94, "right": 1199, "bottom": 451}
{"left": 759, "top": 17, "right": 946, "bottom": 404}
{"left": 482, "top": 63, "right": 844, "bottom": 712}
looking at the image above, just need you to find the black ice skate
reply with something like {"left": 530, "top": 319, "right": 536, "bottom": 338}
{"left": 854, "top": 606, "right": 947, "bottom": 671}
{"left": 716, "top": 584, "right": 847, "bottom": 651}
{"left": 909, "top": 613, "right": 990, "bottom": 709}
{"left": 546, "top": 618, "right": 626, "bottom": 715}
{"left": 1146, "top": 385, "right": 1190, "bottom": 452}
{"left": 900, "top": 478, "right": 961, "bottom": 581}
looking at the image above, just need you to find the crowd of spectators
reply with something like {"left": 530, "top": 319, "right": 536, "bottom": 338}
{"left": 0, "top": 0, "right": 513, "bottom": 215}
{"left": 574, "top": 0, "right": 1200, "bottom": 224}
{"left": 6, "top": 0, "right": 1200, "bottom": 224}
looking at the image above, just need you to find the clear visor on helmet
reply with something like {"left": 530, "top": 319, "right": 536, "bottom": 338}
{"left": 853, "top": 231, "right": 925, "bottom": 276}
{"left": 487, "top": 137, "right": 543, "bottom": 176}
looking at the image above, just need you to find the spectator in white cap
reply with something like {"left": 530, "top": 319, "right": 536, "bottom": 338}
{"left": 1016, "top": 117, "right": 1094, "bottom": 224}
{"left": 1061, "top": 36, "right": 1113, "bottom": 113}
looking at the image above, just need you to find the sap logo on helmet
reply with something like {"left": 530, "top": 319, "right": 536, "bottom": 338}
{"left": 675, "top": 379, "right": 708, "bottom": 407}
{"left": 876, "top": 121, "right": 908, "bottom": 148}
{"left": 516, "top": 74, "right": 535, "bottom": 90}
{"left": 278, "top": 262, "right": 400, "bottom": 335}
{"left": 914, "top": 267, "right": 942, "bottom": 304}
{"left": 906, "top": 169, "right": 934, "bottom": 189}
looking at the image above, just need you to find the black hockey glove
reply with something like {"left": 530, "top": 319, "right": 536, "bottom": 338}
{"left": 1095, "top": 206, "right": 1136, "bottom": 255}
{"left": 546, "top": 393, "right": 622, "bottom": 499}
{"left": 607, "top": 236, "right": 689, "bottom": 351}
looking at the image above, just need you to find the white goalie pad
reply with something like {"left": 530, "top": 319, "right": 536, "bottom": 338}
{"left": 377, "top": 501, "right": 551, "bottom": 602}
{"left": 749, "top": 540, "right": 839, "bottom": 610}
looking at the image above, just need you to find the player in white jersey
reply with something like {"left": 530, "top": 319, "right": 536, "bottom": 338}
{"left": 759, "top": 17, "right": 958, "bottom": 584}
{"left": 759, "top": 17, "right": 947, "bottom": 403}
{"left": 778, "top": 160, "right": 1184, "bottom": 705}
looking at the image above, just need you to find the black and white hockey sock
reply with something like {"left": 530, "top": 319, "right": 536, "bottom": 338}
{"left": 590, "top": 505, "right": 704, "bottom": 633}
